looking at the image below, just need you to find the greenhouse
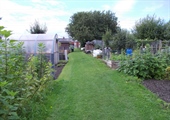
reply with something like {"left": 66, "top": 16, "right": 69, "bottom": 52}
{"left": 9, "top": 33, "right": 59, "bottom": 65}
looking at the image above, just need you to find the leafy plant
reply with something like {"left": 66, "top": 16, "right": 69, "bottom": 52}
{"left": 165, "top": 66, "right": 170, "bottom": 80}
{"left": 0, "top": 26, "right": 23, "bottom": 119}
{"left": 118, "top": 47, "right": 167, "bottom": 79}
{"left": 111, "top": 50, "right": 129, "bottom": 61}
{"left": 0, "top": 26, "right": 54, "bottom": 119}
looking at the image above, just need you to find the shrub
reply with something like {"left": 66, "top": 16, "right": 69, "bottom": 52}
{"left": 111, "top": 50, "right": 129, "bottom": 61}
{"left": 165, "top": 66, "right": 170, "bottom": 80}
{"left": 0, "top": 26, "right": 54, "bottom": 119}
{"left": 118, "top": 48, "right": 167, "bottom": 80}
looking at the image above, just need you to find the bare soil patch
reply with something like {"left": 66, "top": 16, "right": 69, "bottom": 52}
{"left": 54, "top": 61, "right": 67, "bottom": 79}
{"left": 143, "top": 80, "right": 170, "bottom": 103}
{"left": 54, "top": 66, "right": 65, "bottom": 79}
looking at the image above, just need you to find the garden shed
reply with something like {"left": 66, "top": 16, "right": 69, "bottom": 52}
{"left": 9, "top": 34, "right": 59, "bottom": 65}
{"left": 92, "top": 40, "right": 103, "bottom": 49}
{"left": 85, "top": 41, "right": 94, "bottom": 53}
{"left": 58, "top": 37, "right": 73, "bottom": 53}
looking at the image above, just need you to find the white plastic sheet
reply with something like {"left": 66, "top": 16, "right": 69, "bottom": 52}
{"left": 92, "top": 49, "right": 102, "bottom": 57}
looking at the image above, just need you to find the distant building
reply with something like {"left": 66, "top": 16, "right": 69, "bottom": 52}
{"left": 92, "top": 40, "right": 103, "bottom": 49}
{"left": 85, "top": 41, "right": 94, "bottom": 53}
{"left": 74, "top": 40, "right": 81, "bottom": 48}
{"left": 58, "top": 37, "right": 73, "bottom": 53}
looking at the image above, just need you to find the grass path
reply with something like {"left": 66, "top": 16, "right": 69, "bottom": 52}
{"left": 47, "top": 51, "right": 170, "bottom": 120}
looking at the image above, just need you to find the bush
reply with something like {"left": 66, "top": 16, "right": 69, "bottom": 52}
{"left": 111, "top": 50, "right": 129, "bottom": 61}
{"left": 118, "top": 48, "right": 167, "bottom": 80}
{"left": 0, "top": 26, "right": 54, "bottom": 119}
{"left": 165, "top": 66, "right": 170, "bottom": 80}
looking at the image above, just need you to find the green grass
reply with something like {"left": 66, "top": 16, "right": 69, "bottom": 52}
{"left": 43, "top": 51, "right": 170, "bottom": 120}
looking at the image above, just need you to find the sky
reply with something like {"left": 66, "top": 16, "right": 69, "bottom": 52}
{"left": 0, "top": 0, "right": 169, "bottom": 38}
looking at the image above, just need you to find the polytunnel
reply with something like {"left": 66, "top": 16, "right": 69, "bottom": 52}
{"left": 9, "top": 34, "right": 59, "bottom": 65}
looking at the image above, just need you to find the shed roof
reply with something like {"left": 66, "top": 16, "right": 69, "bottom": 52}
{"left": 86, "top": 41, "right": 94, "bottom": 45}
{"left": 58, "top": 38, "right": 73, "bottom": 44}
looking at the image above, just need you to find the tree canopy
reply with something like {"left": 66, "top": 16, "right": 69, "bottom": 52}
{"left": 164, "top": 20, "right": 170, "bottom": 40}
{"left": 28, "top": 20, "right": 47, "bottom": 34}
{"left": 65, "top": 10, "right": 118, "bottom": 45}
{"left": 111, "top": 29, "right": 135, "bottom": 52}
{"left": 102, "top": 29, "right": 113, "bottom": 47}
{"left": 133, "top": 15, "right": 165, "bottom": 40}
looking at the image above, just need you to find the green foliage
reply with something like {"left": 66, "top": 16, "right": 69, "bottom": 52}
{"left": 0, "top": 26, "right": 53, "bottom": 119}
{"left": 56, "top": 60, "right": 68, "bottom": 67}
{"left": 133, "top": 14, "right": 165, "bottom": 40}
{"left": 28, "top": 20, "right": 47, "bottom": 34}
{"left": 118, "top": 48, "right": 167, "bottom": 79}
{"left": 136, "top": 39, "right": 155, "bottom": 47}
{"left": 47, "top": 51, "right": 170, "bottom": 119}
{"left": 111, "top": 50, "right": 129, "bottom": 61}
{"left": 112, "top": 29, "right": 136, "bottom": 52}
{"left": 165, "top": 66, "right": 170, "bottom": 80}
{"left": 102, "top": 29, "right": 113, "bottom": 47}
{"left": 36, "top": 43, "right": 48, "bottom": 79}
{"left": 164, "top": 20, "right": 170, "bottom": 40}
{"left": 66, "top": 10, "right": 118, "bottom": 46}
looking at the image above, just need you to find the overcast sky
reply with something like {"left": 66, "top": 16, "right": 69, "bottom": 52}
{"left": 0, "top": 0, "right": 169, "bottom": 38}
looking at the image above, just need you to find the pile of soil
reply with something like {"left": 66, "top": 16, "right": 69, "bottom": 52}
{"left": 143, "top": 80, "right": 170, "bottom": 103}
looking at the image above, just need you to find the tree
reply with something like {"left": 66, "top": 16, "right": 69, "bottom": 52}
{"left": 102, "top": 29, "right": 113, "bottom": 47}
{"left": 28, "top": 20, "right": 47, "bottom": 34}
{"left": 164, "top": 20, "right": 170, "bottom": 40}
{"left": 133, "top": 15, "right": 165, "bottom": 40}
{"left": 112, "top": 29, "right": 135, "bottom": 53}
{"left": 65, "top": 10, "right": 118, "bottom": 46}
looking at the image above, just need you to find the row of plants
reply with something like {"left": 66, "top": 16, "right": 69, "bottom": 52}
{"left": 0, "top": 26, "right": 54, "bottom": 119}
{"left": 116, "top": 44, "right": 170, "bottom": 80}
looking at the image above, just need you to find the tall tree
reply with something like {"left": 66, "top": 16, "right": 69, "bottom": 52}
{"left": 28, "top": 20, "right": 47, "bottom": 34}
{"left": 112, "top": 29, "right": 135, "bottom": 53}
{"left": 164, "top": 20, "right": 170, "bottom": 40}
{"left": 102, "top": 29, "right": 113, "bottom": 47}
{"left": 65, "top": 10, "right": 118, "bottom": 46}
{"left": 133, "top": 15, "right": 165, "bottom": 40}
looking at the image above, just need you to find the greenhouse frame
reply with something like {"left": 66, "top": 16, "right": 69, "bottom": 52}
{"left": 9, "top": 34, "right": 59, "bottom": 65}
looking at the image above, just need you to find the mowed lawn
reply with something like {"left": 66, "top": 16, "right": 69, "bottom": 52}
{"left": 47, "top": 51, "right": 170, "bottom": 120}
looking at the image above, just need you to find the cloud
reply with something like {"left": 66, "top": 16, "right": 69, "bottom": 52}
{"left": 101, "top": 0, "right": 136, "bottom": 30}
{"left": 112, "top": 0, "right": 136, "bottom": 16}
{"left": 119, "top": 18, "right": 137, "bottom": 30}
{"left": 102, "top": 5, "right": 111, "bottom": 11}
{"left": 0, "top": 0, "right": 69, "bottom": 37}
{"left": 143, "top": 4, "right": 163, "bottom": 12}
{"left": 31, "top": 0, "right": 41, "bottom": 3}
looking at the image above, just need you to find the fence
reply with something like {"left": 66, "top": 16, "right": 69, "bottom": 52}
{"left": 138, "top": 40, "right": 170, "bottom": 54}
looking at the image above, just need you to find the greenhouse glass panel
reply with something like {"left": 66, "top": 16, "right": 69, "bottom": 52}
{"left": 23, "top": 40, "right": 36, "bottom": 53}
{"left": 9, "top": 33, "right": 59, "bottom": 65}
{"left": 36, "top": 41, "right": 53, "bottom": 53}
{"left": 19, "top": 34, "right": 38, "bottom": 40}
{"left": 37, "top": 34, "right": 56, "bottom": 40}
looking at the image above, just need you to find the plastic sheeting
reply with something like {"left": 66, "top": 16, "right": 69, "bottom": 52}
{"left": 92, "top": 49, "right": 102, "bottom": 57}
{"left": 9, "top": 34, "right": 58, "bottom": 54}
{"left": 9, "top": 33, "right": 59, "bottom": 64}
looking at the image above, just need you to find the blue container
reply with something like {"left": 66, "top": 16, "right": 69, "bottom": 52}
{"left": 126, "top": 49, "right": 132, "bottom": 56}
